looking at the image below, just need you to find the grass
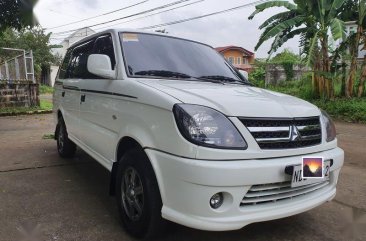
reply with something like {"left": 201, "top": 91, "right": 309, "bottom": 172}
{"left": 312, "top": 98, "right": 366, "bottom": 123}
{"left": 0, "top": 99, "right": 53, "bottom": 115}
{"left": 39, "top": 85, "right": 54, "bottom": 94}
{"left": 40, "top": 99, "right": 53, "bottom": 110}
{"left": 263, "top": 80, "right": 366, "bottom": 123}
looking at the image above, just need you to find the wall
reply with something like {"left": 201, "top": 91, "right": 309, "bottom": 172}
{"left": 0, "top": 82, "right": 39, "bottom": 107}
{"left": 50, "top": 66, "right": 59, "bottom": 87}
{"left": 265, "top": 64, "right": 309, "bottom": 85}
{"left": 221, "top": 50, "right": 254, "bottom": 65}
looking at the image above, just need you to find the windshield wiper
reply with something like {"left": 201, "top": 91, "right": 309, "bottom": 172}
{"left": 134, "top": 70, "right": 191, "bottom": 79}
{"left": 197, "top": 75, "right": 250, "bottom": 85}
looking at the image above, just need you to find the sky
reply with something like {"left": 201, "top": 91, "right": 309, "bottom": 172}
{"left": 34, "top": 0, "right": 300, "bottom": 58}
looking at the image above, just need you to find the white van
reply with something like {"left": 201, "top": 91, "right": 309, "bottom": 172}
{"left": 53, "top": 29, "right": 344, "bottom": 238}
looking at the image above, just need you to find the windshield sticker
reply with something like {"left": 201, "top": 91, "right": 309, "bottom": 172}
{"left": 122, "top": 33, "right": 139, "bottom": 42}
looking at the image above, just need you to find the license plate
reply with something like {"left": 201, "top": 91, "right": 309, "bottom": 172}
{"left": 291, "top": 160, "right": 330, "bottom": 187}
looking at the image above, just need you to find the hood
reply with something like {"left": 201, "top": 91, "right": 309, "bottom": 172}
{"left": 137, "top": 79, "right": 320, "bottom": 118}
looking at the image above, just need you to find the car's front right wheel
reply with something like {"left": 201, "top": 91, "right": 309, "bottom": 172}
{"left": 116, "top": 148, "right": 167, "bottom": 238}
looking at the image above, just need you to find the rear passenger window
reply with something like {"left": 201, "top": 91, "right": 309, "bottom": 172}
{"left": 68, "top": 40, "right": 95, "bottom": 79}
{"left": 93, "top": 35, "right": 116, "bottom": 70}
{"left": 58, "top": 50, "right": 72, "bottom": 79}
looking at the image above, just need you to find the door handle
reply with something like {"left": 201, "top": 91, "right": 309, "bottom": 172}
{"left": 61, "top": 91, "right": 65, "bottom": 97}
{"left": 81, "top": 94, "right": 86, "bottom": 103}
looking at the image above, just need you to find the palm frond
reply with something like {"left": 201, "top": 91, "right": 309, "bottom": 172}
{"left": 330, "top": 18, "right": 346, "bottom": 41}
{"left": 254, "top": 15, "right": 305, "bottom": 50}
{"left": 248, "top": 0, "right": 297, "bottom": 20}
{"left": 305, "top": 31, "right": 319, "bottom": 67}
{"left": 269, "top": 27, "right": 308, "bottom": 55}
{"left": 259, "top": 11, "right": 292, "bottom": 29}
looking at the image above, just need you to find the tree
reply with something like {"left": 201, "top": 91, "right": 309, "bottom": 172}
{"left": 343, "top": 0, "right": 366, "bottom": 97}
{"left": 0, "top": 26, "right": 57, "bottom": 81}
{"left": 249, "top": 0, "right": 347, "bottom": 99}
{"left": 271, "top": 49, "right": 301, "bottom": 81}
{"left": 0, "top": 0, "right": 38, "bottom": 33}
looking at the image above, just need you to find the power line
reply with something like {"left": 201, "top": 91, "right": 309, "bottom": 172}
{"left": 51, "top": 0, "right": 192, "bottom": 36}
{"left": 49, "top": 0, "right": 203, "bottom": 39}
{"left": 46, "top": 0, "right": 149, "bottom": 30}
{"left": 141, "top": 0, "right": 269, "bottom": 29}
{"left": 94, "top": 0, "right": 204, "bottom": 31}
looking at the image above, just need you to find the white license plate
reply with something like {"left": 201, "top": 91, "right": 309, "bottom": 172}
{"left": 291, "top": 160, "right": 330, "bottom": 187}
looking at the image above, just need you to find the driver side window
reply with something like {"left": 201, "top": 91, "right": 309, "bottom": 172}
{"left": 93, "top": 34, "right": 116, "bottom": 70}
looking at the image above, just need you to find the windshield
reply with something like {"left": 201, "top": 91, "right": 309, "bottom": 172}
{"left": 120, "top": 32, "right": 247, "bottom": 83}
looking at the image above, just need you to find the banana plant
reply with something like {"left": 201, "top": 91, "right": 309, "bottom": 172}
{"left": 249, "top": 0, "right": 347, "bottom": 98}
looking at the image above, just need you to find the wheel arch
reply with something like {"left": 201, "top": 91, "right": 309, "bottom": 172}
{"left": 110, "top": 136, "right": 158, "bottom": 196}
{"left": 54, "top": 109, "right": 63, "bottom": 140}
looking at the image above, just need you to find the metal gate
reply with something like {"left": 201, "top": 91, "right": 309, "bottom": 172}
{"left": 0, "top": 48, "right": 35, "bottom": 83}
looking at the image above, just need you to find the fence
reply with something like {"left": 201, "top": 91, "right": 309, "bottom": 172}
{"left": 0, "top": 50, "right": 35, "bottom": 82}
{"left": 265, "top": 64, "right": 309, "bottom": 85}
{"left": 0, "top": 49, "right": 38, "bottom": 107}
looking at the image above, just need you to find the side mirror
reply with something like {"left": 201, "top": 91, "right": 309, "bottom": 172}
{"left": 239, "top": 69, "right": 248, "bottom": 80}
{"left": 87, "top": 54, "right": 116, "bottom": 79}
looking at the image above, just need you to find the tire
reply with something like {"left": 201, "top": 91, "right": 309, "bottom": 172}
{"left": 116, "top": 148, "right": 167, "bottom": 238}
{"left": 56, "top": 117, "right": 76, "bottom": 158}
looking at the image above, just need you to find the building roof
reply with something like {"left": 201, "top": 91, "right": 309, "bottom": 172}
{"left": 215, "top": 46, "right": 254, "bottom": 56}
{"left": 64, "top": 27, "right": 96, "bottom": 41}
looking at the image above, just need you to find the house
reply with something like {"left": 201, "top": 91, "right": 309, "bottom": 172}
{"left": 215, "top": 46, "right": 255, "bottom": 72}
{"left": 344, "top": 21, "right": 366, "bottom": 63}
{"left": 46, "top": 27, "right": 96, "bottom": 86}
{"left": 51, "top": 27, "right": 96, "bottom": 59}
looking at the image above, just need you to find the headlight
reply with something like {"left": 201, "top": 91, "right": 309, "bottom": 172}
{"left": 173, "top": 104, "right": 247, "bottom": 149}
{"left": 321, "top": 110, "right": 336, "bottom": 142}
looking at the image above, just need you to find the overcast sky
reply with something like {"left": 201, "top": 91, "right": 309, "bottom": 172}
{"left": 34, "top": 0, "right": 300, "bottom": 58}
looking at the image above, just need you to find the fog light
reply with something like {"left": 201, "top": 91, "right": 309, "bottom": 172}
{"left": 210, "top": 192, "right": 223, "bottom": 209}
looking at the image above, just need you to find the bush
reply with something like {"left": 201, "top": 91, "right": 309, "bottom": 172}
{"left": 39, "top": 85, "right": 54, "bottom": 94}
{"left": 313, "top": 98, "right": 366, "bottom": 123}
{"left": 249, "top": 66, "right": 266, "bottom": 88}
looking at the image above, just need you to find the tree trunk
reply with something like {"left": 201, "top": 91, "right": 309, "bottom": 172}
{"left": 357, "top": 55, "right": 366, "bottom": 97}
{"left": 346, "top": 25, "right": 362, "bottom": 98}
{"left": 341, "top": 61, "right": 346, "bottom": 96}
{"left": 312, "top": 53, "right": 321, "bottom": 98}
{"left": 321, "top": 36, "right": 332, "bottom": 99}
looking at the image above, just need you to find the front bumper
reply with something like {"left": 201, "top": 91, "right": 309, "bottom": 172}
{"left": 146, "top": 147, "right": 344, "bottom": 231}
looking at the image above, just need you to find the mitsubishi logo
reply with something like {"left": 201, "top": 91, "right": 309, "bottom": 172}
{"left": 290, "top": 125, "right": 301, "bottom": 141}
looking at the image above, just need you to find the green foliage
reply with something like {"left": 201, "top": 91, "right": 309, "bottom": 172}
{"left": 271, "top": 49, "right": 300, "bottom": 81}
{"left": 313, "top": 98, "right": 366, "bottom": 123}
{"left": 0, "top": 26, "right": 56, "bottom": 79}
{"left": 0, "top": 99, "right": 52, "bottom": 115}
{"left": 39, "top": 85, "right": 54, "bottom": 94}
{"left": 268, "top": 77, "right": 317, "bottom": 101}
{"left": 249, "top": 66, "right": 266, "bottom": 88}
{"left": 0, "top": 0, "right": 37, "bottom": 33}
{"left": 40, "top": 99, "right": 53, "bottom": 110}
{"left": 266, "top": 78, "right": 366, "bottom": 123}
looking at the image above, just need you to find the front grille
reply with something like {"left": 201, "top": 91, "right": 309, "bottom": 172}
{"left": 240, "top": 117, "right": 322, "bottom": 149}
{"left": 241, "top": 180, "right": 330, "bottom": 206}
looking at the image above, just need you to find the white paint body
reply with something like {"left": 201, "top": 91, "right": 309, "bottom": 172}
{"left": 53, "top": 29, "right": 344, "bottom": 231}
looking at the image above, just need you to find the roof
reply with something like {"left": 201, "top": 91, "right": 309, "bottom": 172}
{"left": 215, "top": 46, "right": 254, "bottom": 56}
{"left": 64, "top": 27, "right": 96, "bottom": 41}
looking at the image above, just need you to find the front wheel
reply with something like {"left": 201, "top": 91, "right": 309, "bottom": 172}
{"left": 116, "top": 148, "right": 167, "bottom": 238}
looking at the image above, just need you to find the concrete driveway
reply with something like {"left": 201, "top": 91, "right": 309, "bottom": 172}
{"left": 0, "top": 114, "right": 365, "bottom": 241}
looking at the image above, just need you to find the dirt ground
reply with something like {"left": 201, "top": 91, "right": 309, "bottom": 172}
{"left": 0, "top": 114, "right": 365, "bottom": 241}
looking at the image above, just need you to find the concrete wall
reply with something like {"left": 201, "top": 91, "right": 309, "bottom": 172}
{"left": 50, "top": 66, "right": 59, "bottom": 87}
{"left": 265, "top": 64, "right": 309, "bottom": 85}
{"left": 0, "top": 82, "right": 39, "bottom": 107}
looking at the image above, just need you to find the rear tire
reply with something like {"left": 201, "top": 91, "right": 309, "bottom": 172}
{"left": 116, "top": 148, "right": 167, "bottom": 238}
{"left": 56, "top": 117, "right": 76, "bottom": 158}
